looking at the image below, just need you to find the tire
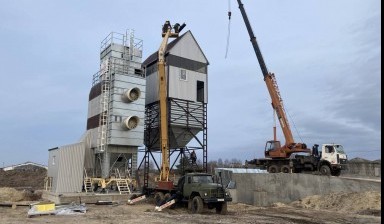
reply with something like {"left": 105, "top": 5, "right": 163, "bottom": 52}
{"left": 268, "top": 165, "right": 279, "bottom": 173}
{"left": 154, "top": 192, "right": 165, "bottom": 206}
{"left": 331, "top": 169, "right": 341, "bottom": 177}
{"left": 216, "top": 202, "right": 228, "bottom": 215}
{"left": 281, "top": 165, "right": 290, "bottom": 173}
{"left": 320, "top": 165, "right": 331, "bottom": 176}
{"left": 191, "top": 196, "right": 204, "bottom": 214}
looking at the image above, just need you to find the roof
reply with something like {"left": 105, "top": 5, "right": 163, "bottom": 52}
{"left": 2, "top": 161, "right": 48, "bottom": 171}
{"left": 215, "top": 168, "right": 268, "bottom": 174}
{"left": 142, "top": 30, "right": 209, "bottom": 68}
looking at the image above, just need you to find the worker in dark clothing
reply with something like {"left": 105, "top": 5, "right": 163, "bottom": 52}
{"left": 190, "top": 150, "right": 197, "bottom": 164}
{"left": 312, "top": 144, "right": 321, "bottom": 163}
{"left": 312, "top": 144, "right": 319, "bottom": 157}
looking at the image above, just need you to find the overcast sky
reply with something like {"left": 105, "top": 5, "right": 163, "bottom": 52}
{"left": 0, "top": 0, "right": 380, "bottom": 167}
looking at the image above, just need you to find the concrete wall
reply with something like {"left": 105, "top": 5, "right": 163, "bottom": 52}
{"left": 346, "top": 161, "right": 381, "bottom": 177}
{"left": 231, "top": 173, "right": 381, "bottom": 206}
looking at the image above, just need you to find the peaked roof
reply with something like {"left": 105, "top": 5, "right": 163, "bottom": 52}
{"left": 142, "top": 30, "right": 209, "bottom": 67}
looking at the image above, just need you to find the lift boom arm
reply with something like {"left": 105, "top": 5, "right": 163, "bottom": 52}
{"left": 158, "top": 21, "right": 184, "bottom": 182}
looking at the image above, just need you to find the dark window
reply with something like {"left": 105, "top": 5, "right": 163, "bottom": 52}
{"left": 197, "top": 81, "right": 204, "bottom": 102}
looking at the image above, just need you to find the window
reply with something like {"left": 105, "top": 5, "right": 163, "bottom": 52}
{"left": 325, "top": 146, "right": 334, "bottom": 153}
{"left": 192, "top": 175, "right": 213, "bottom": 184}
{"left": 197, "top": 81, "right": 204, "bottom": 102}
{"left": 180, "top": 69, "right": 187, "bottom": 81}
{"left": 52, "top": 156, "right": 56, "bottom": 165}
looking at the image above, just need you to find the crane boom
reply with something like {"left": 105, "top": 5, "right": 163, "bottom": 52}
{"left": 236, "top": 0, "right": 308, "bottom": 158}
{"left": 237, "top": 0, "right": 269, "bottom": 78}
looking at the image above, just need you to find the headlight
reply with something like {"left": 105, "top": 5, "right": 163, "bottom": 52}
{"left": 225, "top": 192, "right": 228, "bottom": 196}
{"left": 204, "top": 193, "right": 208, "bottom": 196}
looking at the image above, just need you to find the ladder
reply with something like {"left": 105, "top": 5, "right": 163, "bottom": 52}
{"left": 116, "top": 179, "right": 130, "bottom": 194}
{"left": 115, "top": 168, "right": 131, "bottom": 194}
{"left": 83, "top": 168, "right": 93, "bottom": 193}
{"left": 97, "top": 59, "right": 111, "bottom": 153}
{"left": 84, "top": 178, "right": 93, "bottom": 193}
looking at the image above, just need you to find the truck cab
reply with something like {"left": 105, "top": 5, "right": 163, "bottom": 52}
{"left": 318, "top": 144, "right": 348, "bottom": 176}
{"left": 177, "top": 173, "right": 232, "bottom": 214}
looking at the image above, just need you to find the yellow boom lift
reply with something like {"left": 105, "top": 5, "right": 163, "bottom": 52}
{"left": 156, "top": 21, "right": 186, "bottom": 190}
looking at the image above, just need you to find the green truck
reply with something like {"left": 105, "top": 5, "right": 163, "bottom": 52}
{"left": 154, "top": 172, "right": 232, "bottom": 214}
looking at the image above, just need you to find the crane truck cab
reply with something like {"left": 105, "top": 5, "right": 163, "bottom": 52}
{"left": 292, "top": 143, "right": 348, "bottom": 176}
{"left": 317, "top": 144, "right": 348, "bottom": 176}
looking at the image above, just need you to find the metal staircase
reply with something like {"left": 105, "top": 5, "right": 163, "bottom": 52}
{"left": 83, "top": 168, "right": 93, "bottom": 193}
{"left": 116, "top": 179, "right": 130, "bottom": 194}
{"left": 115, "top": 169, "right": 131, "bottom": 194}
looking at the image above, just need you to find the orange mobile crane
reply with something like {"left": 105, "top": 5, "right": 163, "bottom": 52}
{"left": 237, "top": 0, "right": 310, "bottom": 159}
{"left": 237, "top": 0, "right": 348, "bottom": 175}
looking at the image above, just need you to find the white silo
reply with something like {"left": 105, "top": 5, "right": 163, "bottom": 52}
{"left": 86, "top": 30, "right": 146, "bottom": 178}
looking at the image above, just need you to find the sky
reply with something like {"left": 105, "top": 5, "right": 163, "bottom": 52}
{"left": 0, "top": 0, "right": 381, "bottom": 167}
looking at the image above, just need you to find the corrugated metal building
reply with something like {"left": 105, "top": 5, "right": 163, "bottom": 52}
{"left": 47, "top": 129, "right": 94, "bottom": 193}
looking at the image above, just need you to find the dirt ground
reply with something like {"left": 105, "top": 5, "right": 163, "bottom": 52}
{"left": 0, "top": 168, "right": 46, "bottom": 190}
{"left": 0, "top": 168, "right": 381, "bottom": 223}
{"left": 0, "top": 189, "right": 381, "bottom": 224}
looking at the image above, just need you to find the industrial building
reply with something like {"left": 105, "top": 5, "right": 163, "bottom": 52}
{"left": 45, "top": 29, "right": 209, "bottom": 194}
{"left": 46, "top": 30, "right": 145, "bottom": 194}
{"left": 140, "top": 30, "right": 209, "bottom": 188}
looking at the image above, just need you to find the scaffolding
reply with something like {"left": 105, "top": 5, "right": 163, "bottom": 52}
{"left": 138, "top": 98, "right": 208, "bottom": 189}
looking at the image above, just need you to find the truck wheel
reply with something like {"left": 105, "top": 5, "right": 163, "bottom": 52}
{"left": 281, "top": 165, "right": 290, "bottom": 173}
{"left": 154, "top": 192, "right": 165, "bottom": 206}
{"left": 320, "top": 165, "right": 331, "bottom": 176}
{"left": 268, "top": 165, "right": 279, "bottom": 173}
{"left": 216, "top": 202, "right": 228, "bottom": 215}
{"left": 331, "top": 169, "right": 341, "bottom": 177}
{"left": 191, "top": 196, "right": 204, "bottom": 214}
